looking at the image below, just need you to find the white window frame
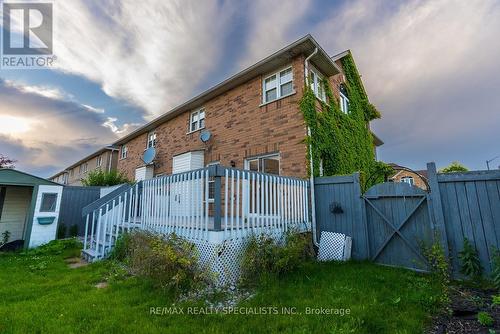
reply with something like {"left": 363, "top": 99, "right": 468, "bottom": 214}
{"left": 244, "top": 153, "right": 280, "bottom": 175}
{"left": 401, "top": 176, "right": 414, "bottom": 186}
{"left": 82, "top": 163, "right": 88, "bottom": 174}
{"left": 309, "top": 66, "right": 326, "bottom": 102}
{"left": 96, "top": 155, "right": 102, "bottom": 167}
{"left": 147, "top": 131, "right": 156, "bottom": 149}
{"left": 189, "top": 108, "right": 206, "bottom": 133}
{"left": 339, "top": 91, "right": 349, "bottom": 114}
{"left": 262, "top": 66, "right": 294, "bottom": 104}
{"left": 120, "top": 145, "right": 128, "bottom": 159}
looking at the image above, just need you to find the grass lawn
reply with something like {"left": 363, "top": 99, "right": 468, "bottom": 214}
{"left": 0, "top": 246, "right": 442, "bottom": 334}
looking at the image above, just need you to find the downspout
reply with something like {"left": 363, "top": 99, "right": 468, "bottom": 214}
{"left": 304, "top": 48, "right": 319, "bottom": 247}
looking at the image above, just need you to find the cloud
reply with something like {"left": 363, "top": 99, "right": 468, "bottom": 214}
{"left": 0, "top": 78, "right": 121, "bottom": 177}
{"left": 238, "top": 0, "right": 312, "bottom": 67}
{"left": 51, "top": 0, "right": 235, "bottom": 119}
{"left": 315, "top": 0, "right": 500, "bottom": 169}
{"left": 103, "top": 117, "right": 141, "bottom": 135}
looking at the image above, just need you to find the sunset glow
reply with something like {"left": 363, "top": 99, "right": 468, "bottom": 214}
{"left": 0, "top": 115, "right": 32, "bottom": 135}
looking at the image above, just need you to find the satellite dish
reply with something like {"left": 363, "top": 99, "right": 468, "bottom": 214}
{"left": 200, "top": 130, "right": 212, "bottom": 143}
{"left": 142, "top": 147, "right": 156, "bottom": 164}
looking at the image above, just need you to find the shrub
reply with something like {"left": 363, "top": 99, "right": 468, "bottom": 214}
{"left": 116, "top": 231, "right": 209, "bottom": 293}
{"left": 421, "top": 238, "right": 451, "bottom": 309}
{"left": 458, "top": 238, "right": 482, "bottom": 279}
{"left": 478, "top": 311, "right": 494, "bottom": 327}
{"left": 56, "top": 224, "right": 66, "bottom": 239}
{"left": 69, "top": 224, "right": 79, "bottom": 237}
{"left": 81, "top": 170, "right": 130, "bottom": 187}
{"left": 439, "top": 161, "right": 469, "bottom": 173}
{"left": 109, "top": 232, "right": 132, "bottom": 261}
{"left": 240, "top": 231, "right": 313, "bottom": 285}
{"left": 490, "top": 249, "right": 500, "bottom": 290}
{"left": 26, "top": 238, "right": 82, "bottom": 256}
{"left": 492, "top": 295, "right": 500, "bottom": 306}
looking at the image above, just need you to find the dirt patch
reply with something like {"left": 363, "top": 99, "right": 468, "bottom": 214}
{"left": 428, "top": 285, "right": 499, "bottom": 334}
{"left": 95, "top": 282, "right": 109, "bottom": 289}
{"left": 65, "top": 257, "right": 89, "bottom": 269}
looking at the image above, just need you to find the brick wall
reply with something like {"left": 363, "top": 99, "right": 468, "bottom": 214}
{"left": 390, "top": 170, "right": 429, "bottom": 191}
{"left": 118, "top": 56, "right": 314, "bottom": 180}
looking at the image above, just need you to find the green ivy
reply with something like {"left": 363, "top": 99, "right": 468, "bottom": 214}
{"left": 300, "top": 54, "right": 390, "bottom": 190}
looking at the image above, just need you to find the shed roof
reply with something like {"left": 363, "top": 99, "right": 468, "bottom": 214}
{"left": 0, "top": 168, "right": 60, "bottom": 187}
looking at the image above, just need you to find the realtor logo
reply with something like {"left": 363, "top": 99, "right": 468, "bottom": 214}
{"left": 1, "top": 1, "right": 55, "bottom": 69}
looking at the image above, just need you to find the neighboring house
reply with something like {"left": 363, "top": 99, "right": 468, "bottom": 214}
{"left": 50, "top": 146, "right": 119, "bottom": 186}
{"left": 0, "top": 169, "right": 63, "bottom": 249}
{"left": 113, "top": 35, "right": 383, "bottom": 181}
{"left": 389, "top": 163, "right": 429, "bottom": 191}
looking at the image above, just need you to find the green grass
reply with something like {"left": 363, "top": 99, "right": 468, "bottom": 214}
{"left": 0, "top": 248, "right": 442, "bottom": 334}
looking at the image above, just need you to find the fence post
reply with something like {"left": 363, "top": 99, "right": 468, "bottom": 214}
{"left": 427, "top": 162, "right": 449, "bottom": 257}
{"left": 353, "top": 172, "right": 370, "bottom": 259}
{"left": 211, "top": 165, "right": 222, "bottom": 231}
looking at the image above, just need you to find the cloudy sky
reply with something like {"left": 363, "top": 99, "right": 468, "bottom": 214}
{"left": 1, "top": 0, "right": 499, "bottom": 177}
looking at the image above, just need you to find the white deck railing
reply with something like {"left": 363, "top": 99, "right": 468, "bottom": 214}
{"left": 83, "top": 166, "right": 310, "bottom": 260}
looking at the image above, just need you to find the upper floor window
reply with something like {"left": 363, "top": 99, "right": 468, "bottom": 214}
{"left": 309, "top": 67, "right": 326, "bottom": 102}
{"left": 339, "top": 84, "right": 349, "bottom": 113}
{"left": 147, "top": 131, "right": 157, "bottom": 149}
{"left": 96, "top": 155, "right": 102, "bottom": 167}
{"left": 121, "top": 145, "right": 128, "bottom": 159}
{"left": 262, "top": 66, "right": 293, "bottom": 104}
{"left": 70, "top": 169, "right": 74, "bottom": 177}
{"left": 82, "top": 163, "right": 88, "bottom": 173}
{"left": 401, "top": 176, "right": 414, "bottom": 186}
{"left": 190, "top": 108, "right": 205, "bottom": 132}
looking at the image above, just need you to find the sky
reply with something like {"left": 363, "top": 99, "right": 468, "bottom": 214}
{"left": 0, "top": 0, "right": 499, "bottom": 177}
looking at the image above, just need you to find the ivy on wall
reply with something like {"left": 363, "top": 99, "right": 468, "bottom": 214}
{"left": 300, "top": 54, "right": 391, "bottom": 190}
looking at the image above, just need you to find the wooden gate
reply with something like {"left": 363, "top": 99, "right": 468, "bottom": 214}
{"left": 363, "top": 182, "right": 434, "bottom": 271}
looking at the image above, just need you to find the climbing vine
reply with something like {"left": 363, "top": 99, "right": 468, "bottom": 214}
{"left": 300, "top": 54, "right": 391, "bottom": 190}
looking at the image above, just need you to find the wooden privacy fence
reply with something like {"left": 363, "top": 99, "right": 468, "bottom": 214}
{"left": 315, "top": 162, "right": 500, "bottom": 276}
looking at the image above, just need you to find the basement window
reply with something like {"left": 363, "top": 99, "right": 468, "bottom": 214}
{"left": 262, "top": 66, "right": 293, "bottom": 103}
{"left": 190, "top": 108, "right": 206, "bottom": 132}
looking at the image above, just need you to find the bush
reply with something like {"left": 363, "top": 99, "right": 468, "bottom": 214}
{"left": 240, "top": 231, "right": 313, "bottom": 285}
{"left": 109, "top": 232, "right": 132, "bottom": 261}
{"left": 490, "top": 249, "right": 500, "bottom": 290}
{"left": 81, "top": 169, "right": 130, "bottom": 187}
{"left": 115, "top": 231, "right": 209, "bottom": 293}
{"left": 421, "top": 238, "right": 451, "bottom": 309}
{"left": 458, "top": 238, "right": 482, "bottom": 279}
{"left": 26, "top": 238, "right": 82, "bottom": 256}
{"left": 477, "top": 311, "right": 494, "bottom": 327}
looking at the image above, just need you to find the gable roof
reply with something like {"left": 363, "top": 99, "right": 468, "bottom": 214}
{"left": 114, "top": 34, "right": 341, "bottom": 146}
{"left": 0, "top": 168, "right": 60, "bottom": 186}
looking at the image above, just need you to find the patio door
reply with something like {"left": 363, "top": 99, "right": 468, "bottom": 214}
{"left": 244, "top": 154, "right": 280, "bottom": 217}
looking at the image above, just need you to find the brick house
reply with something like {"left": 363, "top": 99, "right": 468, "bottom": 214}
{"left": 114, "top": 35, "right": 382, "bottom": 181}
{"left": 388, "top": 163, "right": 429, "bottom": 191}
{"left": 49, "top": 146, "right": 119, "bottom": 186}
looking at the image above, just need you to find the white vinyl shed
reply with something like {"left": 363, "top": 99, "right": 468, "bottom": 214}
{"left": 0, "top": 169, "right": 63, "bottom": 249}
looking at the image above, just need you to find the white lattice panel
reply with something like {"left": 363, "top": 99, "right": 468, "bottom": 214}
{"left": 194, "top": 239, "right": 247, "bottom": 286}
{"left": 317, "top": 232, "right": 352, "bottom": 261}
